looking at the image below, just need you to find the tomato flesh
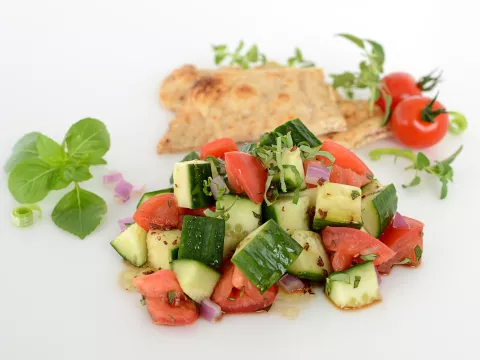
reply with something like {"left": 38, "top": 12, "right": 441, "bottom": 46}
{"left": 225, "top": 152, "right": 267, "bottom": 204}
{"left": 133, "top": 194, "right": 179, "bottom": 231}
{"left": 145, "top": 296, "right": 198, "bottom": 326}
{"left": 200, "top": 138, "right": 238, "bottom": 160}
{"left": 322, "top": 227, "right": 396, "bottom": 272}
{"left": 133, "top": 270, "right": 183, "bottom": 299}
{"left": 375, "top": 72, "right": 422, "bottom": 112}
{"left": 319, "top": 140, "right": 373, "bottom": 178}
{"left": 211, "top": 263, "right": 278, "bottom": 313}
{"left": 390, "top": 96, "right": 448, "bottom": 148}
{"left": 329, "top": 164, "right": 371, "bottom": 187}
{"left": 378, "top": 217, "right": 424, "bottom": 274}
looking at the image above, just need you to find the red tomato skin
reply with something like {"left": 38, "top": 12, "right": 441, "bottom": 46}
{"left": 133, "top": 194, "right": 179, "bottom": 231}
{"left": 200, "top": 138, "right": 238, "bottom": 160}
{"left": 375, "top": 72, "right": 422, "bottom": 112}
{"left": 319, "top": 140, "right": 373, "bottom": 178}
{"left": 225, "top": 152, "right": 267, "bottom": 204}
{"left": 390, "top": 96, "right": 449, "bottom": 148}
{"left": 322, "top": 227, "right": 396, "bottom": 272}
{"left": 378, "top": 217, "right": 424, "bottom": 274}
{"left": 329, "top": 164, "right": 371, "bottom": 188}
{"left": 211, "top": 263, "right": 278, "bottom": 313}
{"left": 133, "top": 270, "right": 183, "bottom": 298}
{"left": 145, "top": 296, "right": 198, "bottom": 326}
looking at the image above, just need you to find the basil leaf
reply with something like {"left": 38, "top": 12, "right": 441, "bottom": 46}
{"left": 366, "top": 39, "right": 385, "bottom": 69}
{"left": 402, "top": 175, "right": 421, "bottom": 188}
{"left": 416, "top": 152, "right": 430, "bottom": 170}
{"left": 36, "top": 134, "right": 67, "bottom": 166}
{"left": 8, "top": 158, "right": 55, "bottom": 203}
{"left": 68, "top": 166, "right": 93, "bottom": 182}
{"left": 81, "top": 157, "right": 107, "bottom": 166}
{"left": 65, "top": 118, "right": 110, "bottom": 162}
{"left": 337, "top": 33, "right": 365, "bottom": 49}
{"left": 52, "top": 184, "right": 107, "bottom": 239}
{"left": 4, "top": 132, "right": 40, "bottom": 173}
{"left": 51, "top": 167, "right": 72, "bottom": 190}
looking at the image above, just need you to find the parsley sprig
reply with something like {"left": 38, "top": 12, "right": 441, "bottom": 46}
{"left": 330, "top": 34, "right": 389, "bottom": 122}
{"left": 369, "top": 146, "right": 463, "bottom": 199}
{"left": 212, "top": 41, "right": 267, "bottom": 69}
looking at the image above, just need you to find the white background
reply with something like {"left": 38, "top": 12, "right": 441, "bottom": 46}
{"left": 1, "top": 0, "right": 479, "bottom": 359}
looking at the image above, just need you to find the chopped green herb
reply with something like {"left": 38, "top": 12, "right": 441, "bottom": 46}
{"left": 414, "top": 245, "right": 423, "bottom": 262}
{"left": 264, "top": 304, "right": 273, "bottom": 312}
{"left": 287, "top": 47, "right": 315, "bottom": 68}
{"left": 167, "top": 290, "right": 176, "bottom": 305}
{"left": 351, "top": 190, "right": 360, "bottom": 200}
{"left": 168, "top": 315, "right": 175, "bottom": 323}
{"left": 203, "top": 177, "right": 213, "bottom": 196}
{"left": 353, "top": 276, "right": 361, "bottom": 289}
{"left": 395, "top": 258, "right": 411, "bottom": 265}
{"left": 205, "top": 196, "right": 238, "bottom": 221}
{"left": 212, "top": 41, "right": 267, "bottom": 69}
{"left": 140, "top": 298, "right": 146, "bottom": 306}
{"left": 239, "top": 286, "right": 245, "bottom": 298}
{"left": 369, "top": 146, "right": 463, "bottom": 199}
{"left": 329, "top": 272, "right": 350, "bottom": 283}
{"left": 360, "top": 254, "right": 378, "bottom": 261}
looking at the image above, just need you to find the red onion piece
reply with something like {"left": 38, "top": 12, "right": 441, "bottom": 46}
{"left": 278, "top": 274, "right": 305, "bottom": 293}
{"left": 114, "top": 179, "right": 134, "bottom": 203}
{"left": 210, "top": 176, "right": 229, "bottom": 200}
{"left": 305, "top": 164, "right": 331, "bottom": 186}
{"left": 375, "top": 266, "right": 382, "bottom": 285}
{"left": 392, "top": 212, "right": 409, "bottom": 229}
{"left": 132, "top": 184, "right": 146, "bottom": 195}
{"left": 199, "top": 298, "right": 222, "bottom": 323}
{"left": 118, "top": 217, "right": 134, "bottom": 231}
{"left": 103, "top": 171, "right": 123, "bottom": 185}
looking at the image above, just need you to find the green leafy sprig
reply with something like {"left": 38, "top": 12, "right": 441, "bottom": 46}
{"left": 5, "top": 118, "right": 110, "bottom": 239}
{"left": 287, "top": 48, "right": 315, "bottom": 68}
{"left": 369, "top": 146, "right": 463, "bottom": 199}
{"left": 213, "top": 41, "right": 267, "bottom": 69}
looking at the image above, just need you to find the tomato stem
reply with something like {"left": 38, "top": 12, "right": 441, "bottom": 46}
{"left": 448, "top": 111, "right": 468, "bottom": 135}
{"left": 420, "top": 93, "right": 447, "bottom": 123}
{"left": 417, "top": 69, "right": 442, "bottom": 92}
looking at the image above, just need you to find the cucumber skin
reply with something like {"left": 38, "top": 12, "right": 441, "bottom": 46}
{"left": 178, "top": 216, "right": 225, "bottom": 267}
{"left": 313, "top": 218, "right": 362, "bottom": 231}
{"left": 188, "top": 163, "right": 214, "bottom": 209}
{"left": 372, "top": 184, "right": 397, "bottom": 235}
{"left": 137, "top": 188, "right": 173, "bottom": 208}
{"left": 259, "top": 119, "right": 322, "bottom": 148}
{"left": 169, "top": 151, "right": 199, "bottom": 184}
{"left": 232, "top": 220, "right": 303, "bottom": 294}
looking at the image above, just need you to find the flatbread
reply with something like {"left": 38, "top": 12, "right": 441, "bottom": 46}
{"left": 157, "top": 66, "right": 347, "bottom": 154}
{"left": 321, "top": 98, "right": 391, "bottom": 149}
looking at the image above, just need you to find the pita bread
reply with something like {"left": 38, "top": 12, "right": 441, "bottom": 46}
{"left": 321, "top": 98, "right": 391, "bottom": 149}
{"left": 157, "top": 66, "right": 347, "bottom": 154}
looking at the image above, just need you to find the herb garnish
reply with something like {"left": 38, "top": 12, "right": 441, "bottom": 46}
{"left": 167, "top": 290, "right": 176, "bottom": 306}
{"left": 414, "top": 245, "right": 423, "bottom": 262}
{"left": 369, "top": 146, "right": 463, "bottom": 199}
{"left": 5, "top": 118, "right": 110, "bottom": 239}
{"left": 351, "top": 190, "right": 361, "bottom": 200}
{"left": 287, "top": 48, "right": 315, "bottom": 68}
{"left": 213, "top": 41, "right": 267, "bottom": 69}
{"left": 353, "top": 276, "right": 361, "bottom": 289}
{"left": 205, "top": 196, "right": 238, "bottom": 221}
{"left": 395, "top": 258, "right": 411, "bottom": 265}
{"left": 360, "top": 254, "right": 378, "bottom": 261}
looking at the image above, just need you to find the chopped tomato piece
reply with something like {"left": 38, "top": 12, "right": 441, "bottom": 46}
{"left": 133, "top": 194, "right": 179, "bottom": 231}
{"left": 211, "top": 263, "right": 278, "bottom": 313}
{"left": 329, "top": 164, "right": 371, "bottom": 187}
{"left": 378, "top": 217, "right": 424, "bottom": 274}
{"left": 145, "top": 296, "right": 198, "bottom": 326}
{"left": 318, "top": 140, "right": 374, "bottom": 178}
{"left": 225, "top": 152, "right": 267, "bottom": 204}
{"left": 200, "top": 138, "right": 238, "bottom": 160}
{"left": 322, "top": 227, "right": 396, "bottom": 272}
{"left": 133, "top": 270, "right": 183, "bottom": 299}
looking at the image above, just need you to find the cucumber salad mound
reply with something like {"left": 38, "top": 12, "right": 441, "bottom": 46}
{"left": 110, "top": 119, "right": 424, "bottom": 326}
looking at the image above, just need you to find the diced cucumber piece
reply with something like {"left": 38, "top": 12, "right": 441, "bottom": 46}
{"left": 313, "top": 182, "right": 362, "bottom": 231}
{"left": 263, "top": 195, "right": 310, "bottom": 234}
{"left": 172, "top": 259, "right": 221, "bottom": 303}
{"left": 178, "top": 216, "right": 225, "bottom": 267}
{"left": 110, "top": 223, "right": 148, "bottom": 267}
{"left": 260, "top": 119, "right": 322, "bottom": 148}
{"left": 288, "top": 230, "right": 332, "bottom": 281}
{"left": 218, "top": 195, "right": 262, "bottom": 258}
{"left": 325, "top": 261, "right": 380, "bottom": 309}
{"left": 169, "top": 151, "right": 199, "bottom": 184}
{"left": 146, "top": 229, "right": 181, "bottom": 269}
{"left": 173, "top": 160, "right": 214, "bottom": 209}
{"left": 361, "top": 184, "right": 398, "bottom": 238}
{"left": 137, "top": 188, "right": 173, "bottom": 208}
{"left": 299, "top": 187, "right": 317, "bottom": 208}
{"left": 232, "top": 219, "right": 303, "bottom": 293}
{"left": 273, "top": 148, "right": 306, "bottom": 191}
{"left": 361, "top": 179, "right": 382, "bottom": 197}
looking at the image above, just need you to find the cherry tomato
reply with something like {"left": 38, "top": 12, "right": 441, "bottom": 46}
{"left": 225, "top": 152, "right": 267, "bottom": 204}
{"left": 375, "top": 72, "right": 422, "bottom": 112}
{"left": 200, "top": 138, "right": 238, "bottom": 160}
{"left": 133, "top": 194, "right": 179, "bottom": 231}
{"left": 390, "top": 96, "right": 449, "bottom": 148}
